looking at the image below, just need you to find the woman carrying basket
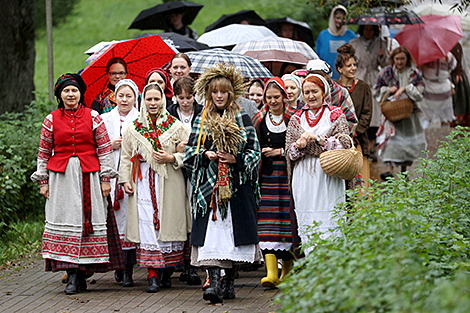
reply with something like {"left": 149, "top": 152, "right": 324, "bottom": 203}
{"left": 375, "top": 46, "right": 426, "bottom": 181}
{"left": 286, "top": 74, "right": 351, "bottom": 255}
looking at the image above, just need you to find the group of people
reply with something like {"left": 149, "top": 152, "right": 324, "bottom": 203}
{"left": 31, "top": 4, "right": 470, "bottom": 305}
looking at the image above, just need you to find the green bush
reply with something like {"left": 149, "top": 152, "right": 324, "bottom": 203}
{"left": 0, "top": 93, "right": 50, "bottom": 235}
{"left": 278, "top": 127, "right": 470, "bottom": 312}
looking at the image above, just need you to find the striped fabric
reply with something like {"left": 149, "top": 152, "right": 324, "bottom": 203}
{"left": 232, "top": 35, "right": 318, "bottom": 60}
{"left": 257, "top": 161, "right": 293, "bottom": 244}
{"left": 186, "top": 48, "right": 272, "bottom": 78}
{"left": 136, "top": 248, "right": 184, "bottom": 268}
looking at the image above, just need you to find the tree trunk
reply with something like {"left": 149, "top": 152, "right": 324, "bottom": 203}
{"left": 0, "top": 0, "right": 35, "bottom": 115}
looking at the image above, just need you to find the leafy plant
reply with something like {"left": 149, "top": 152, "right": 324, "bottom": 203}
{"left": 0, "top": 93, "right": 50, "bottom": 235}
{"left": 278, "top": 127, "right": 470, "bottom": 312}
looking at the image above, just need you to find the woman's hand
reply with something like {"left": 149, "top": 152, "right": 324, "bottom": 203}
{"left": 112, "top": 137, "right": 122, "bottom": 150}
{"left": 300, "top": 132, "right": 315, "bottom": 142}
{"left": 217, "top": 151, "right": 236, "bottom": 164}
{"left": 296, "top": 137, "right": 308, "bottom": 149}
{"left": 205, "top": 151, "right": 218, "bottom": 162}
{"left": 153, "top": 150, "right": 175, "bottom": 164}
{"left": 393, "top": 86, "right": 406, "bottom": 100}
{"left": 389, "top": 86, "right": 398, "bottom": 94}
{"left": 40, "top": 185, "right": 49, "bottom": 199}
{"left": 101, "top": 183, "right": 111, "bottom": 197}
{"left": 176, "top": 140, "right": 188, "bottom": 153}
{"left": 262, "top": 147, "right": 281, "bottom": 157}
{"left": 123, "top": 182, "right": 134, "bottom": 195}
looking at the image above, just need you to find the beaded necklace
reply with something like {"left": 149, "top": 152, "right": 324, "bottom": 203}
{"left": 268, "top": 108, "right": 284, "bottom": 126}
{"left": 305, "top": 106, "right": 325, "bottom": 128}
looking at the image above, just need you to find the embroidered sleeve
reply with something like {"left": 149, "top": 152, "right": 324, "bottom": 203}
{"left": 92, "top": 110, "right": 118, "bottom": 180}
{"left": 288, "top": 142, "right": 305, "bottom": 161}
{"left": 30, "top": 114, "right": 53, "bottom": 184}
{"left": 329, "top": 107, "right": 344, "bottom": 122}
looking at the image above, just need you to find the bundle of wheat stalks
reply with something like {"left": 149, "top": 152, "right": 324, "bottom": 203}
{"left": 206, "top": 112, "right": 246, "bottom": 154}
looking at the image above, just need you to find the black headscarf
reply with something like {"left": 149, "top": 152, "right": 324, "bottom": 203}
{"left": 54, "top": 73, "right": 87, "bottom": 108}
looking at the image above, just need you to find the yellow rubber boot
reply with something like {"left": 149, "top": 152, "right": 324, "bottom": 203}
{"left": 261, "top": 254, "right": 279, "bottom": 289}
{"left": 279, "top": 259, "right": 293, "bottom": 282}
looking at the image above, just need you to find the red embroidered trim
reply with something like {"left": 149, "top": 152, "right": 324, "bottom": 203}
{"left": 329, "top": 107, "right": 344, "bottom": 122}
{"left": 149, "top": 167, "right": 160, "bottom": 231}
{"left": 100, "top": 177, "right": 110, "bottom": 183}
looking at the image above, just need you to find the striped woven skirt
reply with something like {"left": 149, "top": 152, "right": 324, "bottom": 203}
{"left": 257, "top": 160, "right": 293, "bottom": 251}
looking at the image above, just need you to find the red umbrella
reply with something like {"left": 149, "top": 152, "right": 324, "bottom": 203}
{"left": 394, "top": 15, "right": 462, "bottom": 66}
{"left": 81, "top": 35, "right": 176, "bottom": 107}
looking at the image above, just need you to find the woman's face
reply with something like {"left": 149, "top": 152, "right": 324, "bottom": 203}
{"left": 363, "top": 25, "right": 375, "bottom": 40}
{"left": 265, "top": 88, "right": 285, "bottom": 115}
{"left": 170, "top": 58, "right": 191, "bottom": 80}
{"left": 107, "top": 63, "right": 127, "bottom": 86}
{"left": 148, "top": 72, "right": 166, "bottom": 91}
{"left": 144, "top": 89, "right": 163, "bottom": 118}
{"left": 211, "top": 88, "right": 229, "bottom": 109}
{"left": 338, "top": 57, "right": 357, "bottom": 80}
{"left": 61, "top": 85, "right": 80, "bottom": 109}
{"left": 281, "top": 23, "right": 294, "bottom": 39}
{"left": 334, "top": 11, "right": 345, "bottom": 30}
{"left": 303, "top": 81, "right": 324, "bottom": 110}
{"left": 247, "top": 85, "right": 263, "bottom": 106}
{"left": 394, "top": 52, "right": 408, "bottom": 70}
{"left": 116, "top": 86, "right": 135, "bottom": 115}
{"left": 176, "top": 89, "right": 195, "bottom": 112}
{"left": 284, "top": 80, "right": 300, "bottom": 103}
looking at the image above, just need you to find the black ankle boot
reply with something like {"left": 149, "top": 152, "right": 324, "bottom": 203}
{"left": 159, "top": 268, "right": 172, "bottom": 288}
{"left": 77, "top": 270, "right": 87, "bottom": 292}
{"left": 179, "top": 260, "right": 190, "bottom": 282}
{"left": 114, "top": 269, "right": 124, "bottom": 283}
{"left": 203, "top": 267, "right": 223, "bottom": 303}
{"left": 64, "top": 269, "right": 79, "bottom": 295}
{"left": 221, "top": 266, "right": 236, "bottom": 299}
{"left": 146, "top": 276, "right": 159, "bottom": 293}
{"left": 122, "top": 264, "right": 135, "bottom": 287}
{"left": 187, "top": 266, "right": 202, "bottom": 286}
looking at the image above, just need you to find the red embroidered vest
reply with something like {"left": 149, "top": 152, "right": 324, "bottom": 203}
{"left": 47, "top": 107, "right": 100, "bottom": 173}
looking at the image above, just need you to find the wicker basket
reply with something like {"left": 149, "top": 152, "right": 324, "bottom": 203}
{"left": 319, "top": 134, "right": 363, "bottom": 181}
{"left": 380, "top": 91, "right": 414, "bottom": 122}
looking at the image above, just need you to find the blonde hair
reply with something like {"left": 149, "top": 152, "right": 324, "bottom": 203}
{"left": 206, "top": 76, "right": 241, "bottom": 121}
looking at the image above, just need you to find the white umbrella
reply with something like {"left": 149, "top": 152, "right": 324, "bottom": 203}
{"left": 197, "top": 24, "right": 276, "bottom": 47}
{"left": 232, "top": 35, "right": 318, "bottom": 60}
{"left": 84, "top": 41, "right": 120, "bottom": 55}
{"left": 411, "top": 3, "right": 470, "bottom": 32}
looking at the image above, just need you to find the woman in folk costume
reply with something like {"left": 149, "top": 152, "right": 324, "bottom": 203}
{"left": 31, "top": 73, "right": 123, "bottom": 295}
{"left": 286, "top": 74, "right": 351, "bottom": 255}
{"left": 251, "top": 77, "right": 296, "bottom": 289}
{"left": 101, "top": 79, "right": 140, "bottom": 287}
{"left": 375, "top": 47, "right": 426, "bottom": 181}
{"left": 184, "top": 63, "right": 261, "bottom": 304}
{"left": 119, "top": 83, "right": 191, "bottom": 293}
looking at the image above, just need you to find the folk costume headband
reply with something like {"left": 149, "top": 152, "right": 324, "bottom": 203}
{"left": 304, "top": 74, "right": 332, "bottom": 105}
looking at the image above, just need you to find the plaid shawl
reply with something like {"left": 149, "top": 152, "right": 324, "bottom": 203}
{"left": 375, "top": 65, "right": 425, "bottom": 95}
{"left": 184, "top": 112, "right": 261, "bottom": 219}
{"left": 331, "top": 82, "right": 358, "bottom": 130}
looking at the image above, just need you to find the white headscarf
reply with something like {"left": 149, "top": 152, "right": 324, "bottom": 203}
{"left": 328, "top": 5, "right": 349, "bottom": 37}
{"left": 115, "top": 79, "right": 140, "bottom": 109}
{"left": 304, "top": 74, "right": 331, "bottom": 105}
{"left": 281, "top": 74, "right": 302, "bottom": 102}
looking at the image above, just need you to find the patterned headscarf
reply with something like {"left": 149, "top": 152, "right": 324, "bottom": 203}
{"left": 145, "top": 68, "right": 174, "bottom": 99}
{"left": 54, "top": 73, "right": 87, "bottom": 108}
{"left": 115, "top": 78, "right": 140, "bottom": 109}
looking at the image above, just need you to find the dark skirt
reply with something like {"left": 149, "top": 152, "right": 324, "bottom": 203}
{"left": 45, "top": 200, "right": 125, "bottom": 272}
{"left": 257, "top": 160, "right": 293, "bottom": 245}
{"left": 451, "top": 74, "right": 470, "bottom": 126}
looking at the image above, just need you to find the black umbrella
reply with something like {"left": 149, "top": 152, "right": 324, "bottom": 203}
{"left": 346, "top": 8, "right": 423, "bottom": 25}
{"left": 204, "top": 10, "right": 266, "bottom": 33}
{"left": 133, "top": 32, "right": 209, "bottom": 52}
{"left": 339, "top": 0, "right": 404, "bottom": 7}
{"left": 265, "top": 17, "right": 314, "bottom": 47}
{"left": 129, "top": 1, "right": 203, "bottom": 30}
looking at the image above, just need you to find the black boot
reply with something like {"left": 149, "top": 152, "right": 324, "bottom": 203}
{"left": 64, "top": 269, "right": 79, "bottom": 295}
{"left": 114, "top": 269, "right": 124, "bottom": 283}
{"left": 203, "top": 267, "right": 223, "bottom": 304}
{"left": 146, "top": 276, "right": 159, "bottom": 293}
{"left": 187, "top": 266, "right": 202, "bottom": 286}
{"left": 159, "top": 268, "right": 172, "bottom": 288}
{"left": 77, "top": 270, "right": 87, "bottom": 292}
{"left": 122, "top": 264, "right": 135, "bottom": 287}
{"left": 179, "top": 260, "right": 190, "bottom": 282}
{"left": 221, "top": 266, "right": 236, "bottom": 299}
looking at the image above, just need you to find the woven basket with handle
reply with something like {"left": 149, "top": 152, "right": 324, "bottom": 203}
{"left": 380, "top": 91, "right": 414, "bottom": 122}
{"left": 319, "top": 134, "right": 363, "bottom": 181}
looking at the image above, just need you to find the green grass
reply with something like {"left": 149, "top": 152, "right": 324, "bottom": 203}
{"left": 34, "top": 0, "right": 327, "bottom": 94}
